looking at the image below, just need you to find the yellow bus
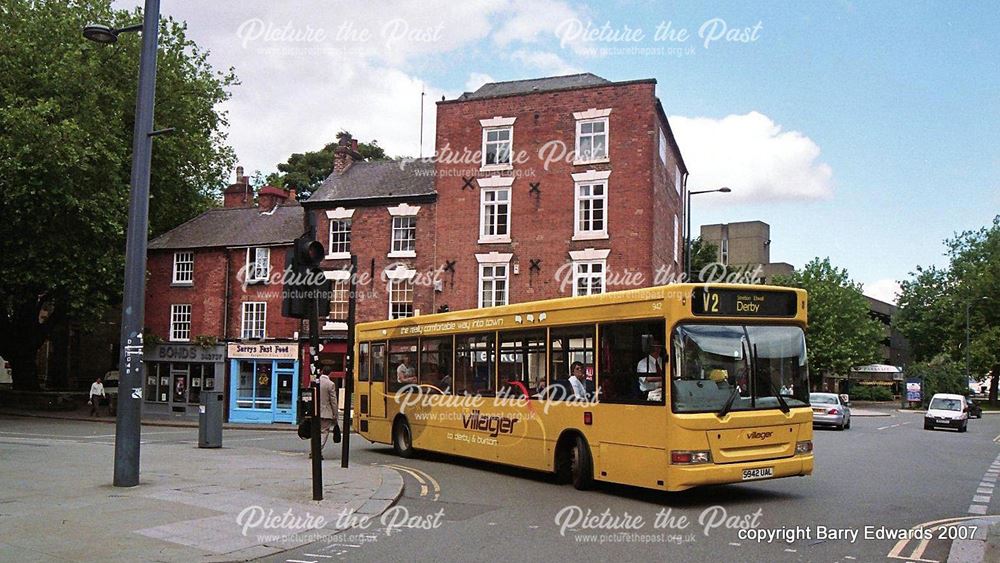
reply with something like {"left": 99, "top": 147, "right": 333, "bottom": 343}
{"left": 352, "top": 284, "right": 813, "bottom": 491}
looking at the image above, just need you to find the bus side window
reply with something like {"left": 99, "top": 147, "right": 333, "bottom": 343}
{"left": 420, "top": 336, "right": 453, "bottom": 394}
{"left": 455, "top": 333, "right": 495, "bottom": 396}
{"left": 549, "top": 325, "right": 595, "bottom": 401}
{"left": 388, "top": 339, "right": 419, "bottom": 393}
{"left": 498, "top": 329, "right": 546, "bottom": 398}
{"left": 358, "top": 342, "right": 370, "bottom": 382}
{"left": 370, "top": 343, "right": 386, "bottom": 385}
{"left": 598, "top": 320, "right": 666, "bottom": 404}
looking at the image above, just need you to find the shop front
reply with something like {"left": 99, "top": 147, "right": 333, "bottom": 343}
{"left": 228, "top": 342, "right": 300, "bottom": 424}
{"left": 144, "top": 343, "right": 226, "bottom": 419}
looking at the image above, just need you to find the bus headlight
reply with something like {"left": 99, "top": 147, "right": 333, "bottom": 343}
{"left": 670, "top": 450, "right": 712, "bottom": 464}
{"left": 795, "top": 441, "right": 813, "bottom": 455}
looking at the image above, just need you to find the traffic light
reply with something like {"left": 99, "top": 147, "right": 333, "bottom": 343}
{"left": 282, "top": 236, "right": 333, "bottom": 319}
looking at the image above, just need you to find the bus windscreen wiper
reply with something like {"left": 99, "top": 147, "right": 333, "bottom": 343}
{"left": 717, "top": 337, "right": 750, "bottom": 417}
{"left": 754, "top": 343, "right": 790, "bottom": 414}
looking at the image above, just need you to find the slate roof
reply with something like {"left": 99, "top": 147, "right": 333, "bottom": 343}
{"left": 307, "top": 160, "right": 436, "bottom": 205}
{"left": 458, "top": 73, "right": 612, "bottom": 100}
{"left": 148, "top": 204, "right": 303, "bottom": 250}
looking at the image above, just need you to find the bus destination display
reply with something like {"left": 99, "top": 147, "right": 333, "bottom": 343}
{"left": 691, "top": 288, "right": 798, "bottom": 317}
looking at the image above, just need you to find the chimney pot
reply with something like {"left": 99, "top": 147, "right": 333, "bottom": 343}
{"left": 351, "top": 139, "right": 358, "bottom": 152}
{"left": 236, "top": 165, "right": 245, "bottom": 184}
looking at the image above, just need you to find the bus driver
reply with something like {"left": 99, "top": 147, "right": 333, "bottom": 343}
{"left": 637, "top": 341, "right": 664, "bottom": 401}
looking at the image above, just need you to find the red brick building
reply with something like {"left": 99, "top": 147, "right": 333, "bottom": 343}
{"left": 144, "top": 169, "right": 306, "bottom": 423}
{"left": 306, "top": 73, "right": 688, "bottom": 321}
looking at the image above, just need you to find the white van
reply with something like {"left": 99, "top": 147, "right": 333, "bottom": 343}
{"left": 924, "top": 393, "right": 969, "bottom": 432}
{"left": 0, "top": 356, "right": 12, "bottom": 387}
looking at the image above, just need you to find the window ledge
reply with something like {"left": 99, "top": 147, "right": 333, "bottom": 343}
{"left": 478, "top": 236, "right": 512, "bottom": 244}
{"left": 171, "top": 282, "right": 193, "bottom": 288}
{"left": 572, "top": 157, "right": 610, "bottom": 166}
{"left": 480, "top": 164, "right": 513, "bottom": 172}
{"left": 572, "top": 232, "right": 610, "bottom": 241}
{"left": 168, "top": 338, "right": 190, "bottom": 343}
{"left": 387, "top": 250, "right": 416, "bottom": 259}
{"left": 325, "top": 252, "right": 351, "bottom": 260}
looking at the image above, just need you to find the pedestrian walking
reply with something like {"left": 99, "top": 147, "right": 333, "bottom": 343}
{"left": 89, "top": 376, "right": 106, "bottom": 417}
{"left": 310, "top": 371, "right": 340, "bottom": 459}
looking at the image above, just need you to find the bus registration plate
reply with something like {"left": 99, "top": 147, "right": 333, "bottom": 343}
{"left": 742, "top": 467, "right": 774, "bottom": 481}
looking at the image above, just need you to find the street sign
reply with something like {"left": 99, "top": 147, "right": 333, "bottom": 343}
{"left": 906, "top": 379, "right": 921, "bottom": 402}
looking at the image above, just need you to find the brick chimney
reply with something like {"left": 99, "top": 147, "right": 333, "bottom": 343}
{"left": 257, "top": 185, "right": 290, "bottom": 212}
{"left": 333, "top": 133, "right": 362, "bottom": 175}
{"left": 223, "top": 165, "right": 253, "bottom": 208}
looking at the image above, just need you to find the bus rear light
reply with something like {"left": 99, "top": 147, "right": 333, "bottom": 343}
{"left": 795, "top": 441, "right": 813, "bottom": 455}
{"left": 583, "top": 412, "right": 592, "bottom": 425}
{"left": 670, "top": 450, "right": 711, "bottom": 465}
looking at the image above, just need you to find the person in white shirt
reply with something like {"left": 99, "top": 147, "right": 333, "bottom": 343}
{"left": 636, "top": 342, "right": 664, "bottom": 401}
{"left": 396, "top": 359, "right": 416, "bottom": 384}
{"left": 89, "top": 376, "right": 106, "bottom": 417}
{"left": 568, "top": 362, "right": 588, "bottom": 400}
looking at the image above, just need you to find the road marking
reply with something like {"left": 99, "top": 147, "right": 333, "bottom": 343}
{"left": 978, "top": 488, "right": 993, "bottom": 495}
{"left": 286, "top": 559, "right": 317, "bottom": 563}
{"left": 844, "top": 557, "right": 856, "bottom": 561}
{"left": 385, "top": 463, "right": 440, "bottom": 501}
{"left": 728, "top": 542, "right": 741, "bottom": 546}
{"left": 974, "top": 495, "right": 991, "bottom": 503}
{"left": 909, "top": 538, "right": 931, "bottom": 561}
{"left": 303, "top": 554, "right": 332, "bottom": 559}
{"left": 968, "top": 504, "right": 988, "bottom": 515}
{"left": 887, "top": 515, "right": 986, "bottom": 561}
{"left": 783, "top": 548, "right": 796, "bottom": 553}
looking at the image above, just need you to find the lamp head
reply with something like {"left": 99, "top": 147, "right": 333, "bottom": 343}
{"left": 719, "top": 187, "right": 732, "bottom": 193}
{"left": 83, "top": 24, "right": 118, "bottom": 44}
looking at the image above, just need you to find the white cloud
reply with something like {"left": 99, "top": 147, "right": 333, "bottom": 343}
{"left": 465, "top": 72, "right": 495, "bottom": 92}
{"left": 492, "top": 0, "right": 584, "bottom": 46}
{"left": 865, "top": 279, "right": 901, "bottom": 305}
{"left": 509, "top": 49, "right": 581, "bottom": 75}
{"left": 670, "top": 111, "right": 834, "bottom": 202}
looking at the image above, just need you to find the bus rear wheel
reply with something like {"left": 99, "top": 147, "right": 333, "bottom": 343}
{"left": 392, "top": 418, "right": 415, "bottom": 458}
{"left": 557, "top": 435, "right": 593, "bottom": 490}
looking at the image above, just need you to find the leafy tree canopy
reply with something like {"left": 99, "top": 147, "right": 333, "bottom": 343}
{"left": 0, "top": 0, "right": 237, "bottom": 389}
{"left": 896, "top": 216, "right": 1000, "bottom": 402}
{"left": 267, "top": 131, "right": 389, "bottom": 199}
{"left": 774, "top": 258, "right": 883, "bottom": 386}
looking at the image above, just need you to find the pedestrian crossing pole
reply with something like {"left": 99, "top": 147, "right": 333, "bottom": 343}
{"left": 309, "top": 293, "right": 323, "bottom": 501}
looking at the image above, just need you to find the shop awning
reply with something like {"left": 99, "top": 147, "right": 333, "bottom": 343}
{"left": 850, "top": 364, "right": 904, "bottom": 382}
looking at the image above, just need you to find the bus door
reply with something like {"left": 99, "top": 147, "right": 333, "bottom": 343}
{"left": 361, "top": 342, "right": 387, "bottom": 419}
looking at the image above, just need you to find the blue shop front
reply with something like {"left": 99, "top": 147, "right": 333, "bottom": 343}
{"left": 227, "top": 342, "right": 300, "bottom": 424}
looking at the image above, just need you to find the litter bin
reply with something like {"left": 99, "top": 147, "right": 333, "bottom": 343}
{"left": 199, "top": 391, "right": 224, "bottom": 448}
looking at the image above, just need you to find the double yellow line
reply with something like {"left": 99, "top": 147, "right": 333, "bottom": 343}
{"left": 385, "top": 463, "right": 441, "bottom": 501}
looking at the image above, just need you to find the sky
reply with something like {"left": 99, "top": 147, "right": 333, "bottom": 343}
{"left": 114, "top": 1, "right": 1000, "bottom": 304}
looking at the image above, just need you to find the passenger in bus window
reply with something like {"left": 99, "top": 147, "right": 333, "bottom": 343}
{"left": 637, "top": 341, "right": 664, "bottom": 400}
{"left": 396, "top": 358, "right": 416, "bottom": 384}
{"left": 568, "top": 362, "right": 588, "bottom": 400}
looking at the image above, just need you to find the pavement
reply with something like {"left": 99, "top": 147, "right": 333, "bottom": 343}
{"left": 0, "top": 414, "right": 402, "bottom": 562}
{"left": 0, "top": 403, "right": 301, "bottom": 431}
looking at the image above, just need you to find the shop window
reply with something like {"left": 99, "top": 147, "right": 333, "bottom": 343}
{"left": 188, "top": 364, "right": 216, "bottom": 405}
{"left": 420, "top": 336, "right": 454, "bottom": 393}
{"left": 455, "top": 333, "right": 495, "bottom": 396}
{"left": 388, "top": 339, "right": 418, "bottom": 393}
{"left": 598, "top": 320, "right": 666, "bottom": 404}
{"left": 498, "top": 330, "right": 546, "bottom": 398}
{"left": 549, "top": 325, "right": 595, "bottom": 400}
{"left": 171, "top": 363, "right": 190, "bottom": 403}
{"left": 146, "top": 363, "right": 163, "bottom": 403}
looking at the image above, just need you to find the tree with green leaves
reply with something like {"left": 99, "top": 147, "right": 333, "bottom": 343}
{"left": 896, "top": 216, "right": 1000, "bottom": 404}
{"left": 774, "top": 258, "right": 883, "bottom": 389}
{"left": 267, "top": 131, "right": 389, "bottom": 199}
{"left": 0, "top": 0, "right": 236, "bottom": 389}
{"left": 688, "top": 236, "right": 719, "bottom": 281}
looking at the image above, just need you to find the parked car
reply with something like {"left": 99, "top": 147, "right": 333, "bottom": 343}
{"left": 967, "top": 398, "right": 983, "bottom": 419}
{"left": 103, "top": 370, "right": 119, "bottom": 415}
{"left": 0, "top": 356, "right": 12, "bottom": 387}
{"left": 924, "top": 393, "right": 969, "bottom": 432}
{"left": 810, "top": 392, "right": 851, "bottom": 430}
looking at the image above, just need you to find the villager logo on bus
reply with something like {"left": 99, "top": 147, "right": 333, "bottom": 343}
{"left": 691, "top": 288, "right": 797, "bottom": 317}
{"left": 462, "top": 410, "right": 520, "bottom": 437}
{"left": 746, "top": 431, "right": 774, "bottom": 441}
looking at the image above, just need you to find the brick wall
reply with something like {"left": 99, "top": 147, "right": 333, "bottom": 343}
{"left": 433, "top": 80, "right": 685, "bottom": 310}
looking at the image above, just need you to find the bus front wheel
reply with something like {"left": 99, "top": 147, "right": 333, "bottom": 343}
{"left": 392, "top": 418, "right": 415, "bottom": 458}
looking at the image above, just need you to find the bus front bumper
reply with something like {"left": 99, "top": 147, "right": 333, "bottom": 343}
{"left": 668, "top": 455, "right": 813, "bottom": 491}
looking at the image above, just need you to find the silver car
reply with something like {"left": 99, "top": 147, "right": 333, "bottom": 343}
{"left": 810, "top": 392, "right": 851, "bottom": 430}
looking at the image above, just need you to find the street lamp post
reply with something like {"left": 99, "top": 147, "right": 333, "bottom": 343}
{"left": 85, "top": 0, "right": 161, "bottom": 488}
{"left": 684, "top": 187, "right": 731, "bottom": 280}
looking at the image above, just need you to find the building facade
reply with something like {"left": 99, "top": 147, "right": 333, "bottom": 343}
{"left": 699, "top": 221, "right": 794, "bottom": 284}
{"left": 144, "top": 169, "right": 305, "bottom": 423}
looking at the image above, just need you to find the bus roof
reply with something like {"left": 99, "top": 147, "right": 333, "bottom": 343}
{"left": 357, "top": 283, "right": 807, "bottom": 333}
